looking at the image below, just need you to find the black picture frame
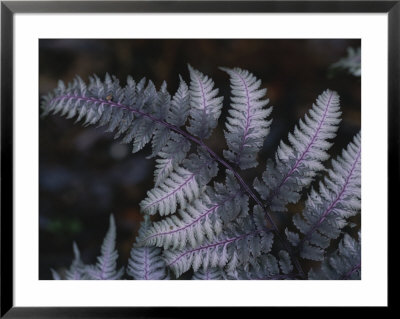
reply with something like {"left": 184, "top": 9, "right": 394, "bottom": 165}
{"left": 1, "top": 0, "right": 395, "bottom": 317}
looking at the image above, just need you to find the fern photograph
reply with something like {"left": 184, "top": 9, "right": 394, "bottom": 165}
{"left": 39, "top": 39, "right": 361, "bottom": 280}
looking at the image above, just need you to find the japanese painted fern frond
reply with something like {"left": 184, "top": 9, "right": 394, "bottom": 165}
{"left": 287, "top": 132, "right": 361, "bottom": 261}
{"left": 220, "top": 67, "right": 273, "bottom": 169}
{"left": 42, "top": 65, "right": 361, "bottom": 280}
{"left": 254, "top": 89, "right": 342, "bottom": 213}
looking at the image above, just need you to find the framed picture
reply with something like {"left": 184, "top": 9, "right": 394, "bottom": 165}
{"left": 1, "top": 0, "right": 394, "bottom": 316}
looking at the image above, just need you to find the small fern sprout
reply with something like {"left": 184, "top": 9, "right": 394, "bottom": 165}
{"left": 331, "top": 47, "right": 361, "bottom": 77}
{"left": 50, "top": 215, "right": 123, "bottom": 280}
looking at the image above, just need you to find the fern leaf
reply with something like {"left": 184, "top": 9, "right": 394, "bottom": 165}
{"left": 142, "top": 194, "right": 220, "bottom": 250}
{"left": 85, "top": 215, "right": 124, "bottom": 280}
{"left": 278, "top": 250, "right": 294, "bottom": 275}
{"left": 291, "top": 132, "right": 361, "bottom": 261}
{"left": 331, "top": 47, "right": 361, "bottom": 77}
{"left": 192, "top": 268, "right": 225, "bottom": 280}
{"left": 127, "top": 216, "right": 169, "bottom": 280}
{"left": 285, "top": 228, "right": 300, "bottom": 246}
{"left": 167, "top": 76, "right": 190, "bottom": 127}
{"left": 153, "top": 132, "right": 191, "bottom": 186}
{"left": 163, "top": 232, "right": 244, "bottom": 278}
{"left": 232, "top": 253, "right": 296, "bottom": 280}
{"left": 147, "top": 83, "right": 172, "bottom": 158}
{"left": 309, "top": 232, "right": 361, "bottom": 280}
{"left": 142, "top": 171, "right": 246, "bottom": 250}
{"left": 141, "top": 147, "right": 218, "bottom": 216}
{"left": 187, "top": 65, "right": 223, "bottom": 139}
{"left": 140, "top": 166, "right": 200, "bottom": 216}
{"left": 164, "top": 211, "right": 273, "bottom": 278}
{"left": 183, "top": 147, "right": 219, "bottom": 186}
{"left": 254, "top": 89, "right": 341, "bottom": 212}
{"left": 150, "top": 79, "right": 191, "bottom": 185}
{"left": 221, "top": 67, "right": 273, "bottom": 169}
{"left": 40, "top": 74, "right": 174, "bottom": 158}
{"left": 208, "top": 171, "right": 249, "bottom": 225}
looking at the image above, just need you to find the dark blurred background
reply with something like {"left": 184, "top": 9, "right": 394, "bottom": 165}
{"left": 39, "top": 39, "right": 361, "bottom": 279}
